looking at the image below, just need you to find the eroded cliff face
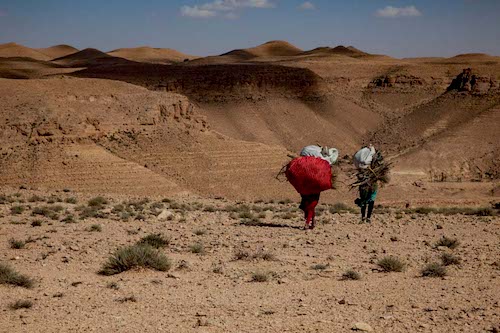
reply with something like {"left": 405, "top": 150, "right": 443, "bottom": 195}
{"left": 73, "top": 63, "right": 328, "bottom": 103}
{"left": 0, "top": 78, "right": 207, "bottom": 149}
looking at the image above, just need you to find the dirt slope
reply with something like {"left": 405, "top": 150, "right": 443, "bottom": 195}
{"left": 36, "top": 44, "right": 79, "bottom": 59}
{"left": 0, "top": 42, "right": 50, "bottom": 61}
{"left": 108, "top": 46, "right": 198, "bottom": 64}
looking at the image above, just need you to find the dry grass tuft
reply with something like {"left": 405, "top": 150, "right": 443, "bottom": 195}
{"left": 9, "top": 299, "right": 33, "bottom": 310}
{"left": 98, "top": 244, "right": 171, "bottom": 276}
{"left": 377, "top": 256, "right": 406, "bottom": 272}
{"left": 0, "top": 263, "right": 34, "bottom": 288}
{"left": 421, "top": 262, "right": 447, "bottom": 277}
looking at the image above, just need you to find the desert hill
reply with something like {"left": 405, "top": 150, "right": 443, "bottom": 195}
{"left": 0, "top": 42, "right": 51, "bottom": 61}
{"left": 240, "top": 40, "right": 303, "bottom": 57}
{"left": 36, "top": 44, "right": 79, "bottom": 59}
{"left": 108, "top": 46, "right": 198, "bottom": 64}
{"left": 188, "top": 41, "right": 303, "bottom": 65}
{"left": 301, "top": 45, "right": 369, "bottom": 58}
{"left": 0, "top": 57, "right": 75, "bottom": 79}
{"left": 53, "top": 48, "right": 134, "bottom": 67}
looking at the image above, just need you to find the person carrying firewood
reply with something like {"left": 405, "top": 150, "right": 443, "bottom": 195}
{"left": 284, "top": 145, "right": 338, "bottom": 230}
{"left": 353, "top": 144, "right": 388, "bottom": 223}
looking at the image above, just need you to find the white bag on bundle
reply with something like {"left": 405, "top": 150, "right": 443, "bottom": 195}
{"left": 354, "top": 146, "right": 375, "bottom": 169}
{"left": 300, "top": 145, "right": 339, "bottom": 165}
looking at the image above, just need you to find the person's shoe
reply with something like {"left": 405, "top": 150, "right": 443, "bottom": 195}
{"left": 365, "top": 218, "right": 371, "bottom": 224}
{"left": 359, "top": 217, "right": 366, "bottom": 224}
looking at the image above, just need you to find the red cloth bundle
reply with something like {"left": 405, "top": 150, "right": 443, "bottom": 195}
{"left": 285, "top": 156, "right": 332, "bottom": 195}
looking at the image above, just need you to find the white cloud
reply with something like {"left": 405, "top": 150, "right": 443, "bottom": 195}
{"left": 375, "top": 5, "right": 422, "bottom": 18}
{"left": 181, "top": 6, "right": 216, "bottom": 18}
{"left": 181, "top": 0, "right": 275, "bottom": 18}
{"left": 299, "top": 2, "right": 315, "bottom": 10}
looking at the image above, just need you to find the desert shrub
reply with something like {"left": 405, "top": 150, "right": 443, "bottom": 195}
{"left": 280, "top": 212, "right": 296, "bottom": 220}
{"left": 440, "top": 253, "right": 461, "bottom": 266}
{"left": 135, "top": 213, "right": 146, "bottom": 221}
{"left": 9, "top": 239, "right": 25, "bottom": 249}
{"left": 421, "top": 262, "right": 447, "bottom": 277}
{"left": 240, "top": 217, "right": 263, "bottom": 226}
{"left": 329, "top": 203, "right": 356, "bottom": 214}
{"left": 46, "top": 196, "right": 62, "bottom": 204}
{"left": 193, "top": 229, "right": 206, "bottom": 236}
{"left": 253, "top": 249, "right": 275, "bottom": 261}
{"left": 28, "top": 195, "right": 45, "bottom": 203}
{"left": 88, "top": 196, "right": 108, "bottom": 208}
{"left": 138, "top": 233, "right": 170, "bottom": 249}
{"left": 98, "top": 244, "right": 171, "bottom": 276}
{"left": 435, "top": 236, "right": 460, "bottom": 249}
{"left": 32, "top": 206, "right": 59, "bottom": 219}
{"left": 251, "top": 271, "right": 270, "bottom": 282}
{"left": 377, "top": 256, "right": 406, "bottom": 272}
{"left": 238, "top": 211, "right": 254, "bottom": 219}
{"left": 341, "top": 269, "right": 361, "bottom": 280}
{"left": 0, "top": 195, "right": 8, "bottom": 204}
{"left": 112, "top": 204, "right": 125, "bottom": 213}
{"left": 0, "top": 263, "right": 34, "bottom": 288}
{"left": 190, "top": 243, "right": 205, "bottom": 254}
{"left": 234, "top": 248, "right": 251, "bottom": 260}
{"left": 203, "top": 206, "right": 216, "bottom": 212}
{"left": 120, "top": 211, "right": 133, "bottom": 221}
{"left": 61, "top": 215, "right": 75, "bottom": 223}
{"left": 65, "top": 197, "right": 78, "bottom": 204}
{"left": 9, "top": 299, "right": 33, "bottom": 310}
{"left": 31, "top": 220, "right": 42, "bottom": 227}
{"left": 10, "top": 205, "right": 25, "bottom": 215}
{"left": 79, "top": 206, "right": 108, "bottom": 220}
{"left": 88, "top": 224, "right": 102, "bottom": 232}
{"left": 107, "top": 282, "right": 119, "bottom": 290}
{"left": 311, "top": 263, "right": 329, "bottom": 271}
{"left": 126, "top": 198, "right": 149, "bottom": 211}
{"left": 116, "top": 295, "right": 137, "bottom": 303}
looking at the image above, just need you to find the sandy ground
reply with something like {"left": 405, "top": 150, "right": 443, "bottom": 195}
{"left": 0, "top": 190, "right": 498, "bottom": 333}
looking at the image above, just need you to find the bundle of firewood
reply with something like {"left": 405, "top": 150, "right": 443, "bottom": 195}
{"left": 350, "top": 152, "right": 391, "bottom": 189}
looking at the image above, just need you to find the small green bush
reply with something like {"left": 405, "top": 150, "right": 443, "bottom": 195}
{"left": 9, "top": 239, "right": 25, "bottom": 249}
{"left": 377, "top": 256, "right": 406, "bottom": 272}
{"left": 311, "top": 264, "right": 329, "bottom": 271}
{"left": 341, "top": 269, "right": 361, "bottom": 280}
{"left": 421, "top": 262, "right": 447, "bottom": 277}
{"left": 65, "top": 197, "right": 78, "bottom": 204}
{"left": 137, "top": 233, "right": 170, "bottom": 249}
{"left": 190, "top": 243, "right": 205, "bottom": 254}
{"left": 329, "top": 203, "right": 356, "bottom": 214}
{"left": 31, "top": 220, "right": 42, "bottom": 227}
{"left": 88, "top": 224, "right": 102, "bottom": 232}
{"left": 440, "top": 253, "right": 461, "bottom": 266}
{"left": 435, "top": 236, "right": 460, "bottom": 249}
{"left": 251, "top": 271, "right": 270, "bottom": 282}
{"left": 0, "top": 263, "right": 34, "bottom": 288}
{"left": 9, "top": 299, "right": 33, "bottom": 310}
{"left": 98, "top": 244, "right": 171, "bottom": 276}
{"left": 10, "top": 205, "right": 25, "bottom": 215}
{"left": 88, "top": 196, "right": 108, "bottom": 208}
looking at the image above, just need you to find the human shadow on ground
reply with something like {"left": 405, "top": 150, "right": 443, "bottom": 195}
{"left": 239, "top": 221, "right": 303, "bottom": 230}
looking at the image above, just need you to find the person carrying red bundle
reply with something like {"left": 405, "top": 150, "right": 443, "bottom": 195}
{"left": 285, "top": 145, "right": 338, "bottom": 230}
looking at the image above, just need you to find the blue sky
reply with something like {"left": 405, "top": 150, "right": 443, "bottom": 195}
{"left": 0, "top": 0, "right": 499, "bottom": 58}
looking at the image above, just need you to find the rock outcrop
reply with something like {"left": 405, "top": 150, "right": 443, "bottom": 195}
{"left": 447, "top": 68, "right": 499, "bottom": 94}
{"left": 368, "top": 74, "right": 425, "bottom": 88}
